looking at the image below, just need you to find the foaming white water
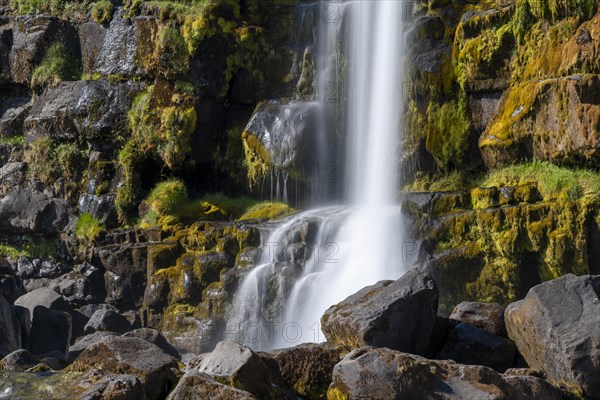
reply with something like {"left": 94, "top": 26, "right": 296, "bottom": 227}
{"left": 228, "top": 0, "right": 409, "bottom": 350}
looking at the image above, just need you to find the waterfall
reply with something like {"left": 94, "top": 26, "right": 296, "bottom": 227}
{"left": 228, "top": 0, "right": 411, "bottom": 350}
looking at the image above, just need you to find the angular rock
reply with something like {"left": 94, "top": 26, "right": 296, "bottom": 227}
{"left": 329, "top": 347, "right": 570, "bottom": 400}
{"left": 77, "top": 371, "right": 144, "bottom": 400}
{"left": 0, "top": 188, "right": 71, "bottom": 235}
{"left": 0, "top": 349, "right": 39, "bottom": 371}
{"left": 27, "top": 306, "right": 71, "bottom": 356}
{"left": 197, "top": 341, "right": 287, "bottom": 398}
{"left": 14, "top": 287, "right": 70, "bottom": 317}
{"left": 321, "top": 268, "right": 443, "bottom": 356}
{"left": 0, "top": 294, "right": 20, "bottom": 358}
{"left": 8, "top": 16, "right": 79, "bottom": 84}
{"left": 0, "top": 259, "right": 25, "bottom": 303}
{"left": 450, "top": 301, "right": 507, "bottom": 336}
{"left": 505, "top": 274, "right": 600, "bottom": 399}
{"left": 24, "top": 79, "right": 142, "bottom": 148}
{"left": 67, "top": 331, "right": 118, "bottom": 363}
{"left": 436, "top": 322, "right": 516, "bottom": 372}
{"left": 122, "top": 328, "right": 180, "bottom": 360}
{"left": 167, "top": 370, "right": 256, "bottom": 400}
{"left": 70, "top": 336, "right": 179, "bottom": 400}
{"left": 271, "top": 342, "right": 340, "bottom": 400}
{"left": 84, "top": 309, "right": 130, "bottom": 335}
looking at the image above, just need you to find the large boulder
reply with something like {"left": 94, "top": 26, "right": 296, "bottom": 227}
{"left": 436, "top": 322, "right": 516, "bottom": 372}
{"left": 83, "top": 309, "right": 130, "bottom": 335}
{"left": 196, "top": 341, "right": 289, "bottom": 398}
{"left": 505, "top": 274, "right": 600, "bottom": 399}
{"left": 0, "top": 294, "right": 20, "bottom": 357}
{"left": 0, "top": 188, "right": 71, "bottom": 235}
{"left": 450, "top": 301, "right": 507, "bottom": 336}
{"left": 328, "top": 347, "right": 571, "bottom": 400}
{"left": 26, "top": 306, "right": 71, "bottom": 356}
{"left": 271, "top": 342, "right": 340, "bottom": 400}
{"left": 122, "top": 328, "right": 180, "bottom": 360}
{"left": 167, "top": 370, "right": 256, "bottom": 400}
{"left": 0, "top": 349, "right": 40, "bottom": 371}
{"left": 70, "top": 336, "right": 179, "bottom": 400}
{"left": 78, "top": 8, "right": 149, "bottom": 77}
{"left": 14, "top": 287, "right": 70, "bottom": 317}
{"left": 321, "top": 268, "right": 443, "bottom": 356}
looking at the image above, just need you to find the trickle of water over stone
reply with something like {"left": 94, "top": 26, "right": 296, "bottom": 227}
{"left": 228, "top": 0, "right": 411, "bottom": 350}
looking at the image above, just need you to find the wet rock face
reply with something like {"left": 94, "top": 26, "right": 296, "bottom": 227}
{"left": 328, "top": 347, "right": 570, "bottom": 400}
{"left": 79, "top": 8, "right": 151, "bottom": 78}
{"left": 505, "top": 274, "right": 600, "bottom": 399}
{"left": 8, "top": 15, "right": 80, "bottom": 84}
{"left": 321, "top": 268, "right": 444, "bottom": 357}
{"left": 24, "top": 79, "right": 143, "bottom": 148}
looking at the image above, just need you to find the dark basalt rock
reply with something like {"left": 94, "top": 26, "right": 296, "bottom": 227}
{"left": 450, "top": 301, "right": 507, "bottom": 337}
{"left": 436, "top": 322, "right": 516, "bottom": 372}
{"left": 24, "top": 79, "right": 143, "bottom": 149}
{"left": 0, "top": 349, "right": 39, "bottom": 371}
{"left": 271, "top": 342, "right": 341, "bottom": 400}
{"left": 84, "top": 309, "right": 130, "bottom": 335}
{"left": 122, "top": 328, "right": 180, "bottom": 360}
{"left": 26, "top": 306, "right": 71, "bottom": 356}
{"left": 0, "top": 293, "right": 20, "bottom": 358}
{"left": 197, "top": 341, "right": 291, "bottom": 399}
{"left": 505, "top": 274, "right": 600, "bottom": 399}
{"left": 329, "top": 347, "right": 571, "bottom": 400}
{"left": 0, "top": 188, "right": 72, "bottom": 235}
{"left": 321, "top": 267, "right": 444, "bottom": 357}
{"left": 167, "top": 370, "right": 256, "bottom": 400}
{"left": 8, "top": 15, "right": 80, "bottom": 84}
{"left": 70, "top": 336, "right": 179, "bottom": 400}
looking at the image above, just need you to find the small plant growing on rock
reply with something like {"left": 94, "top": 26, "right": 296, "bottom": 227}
{"left": 75, "top": 213, "right": 105, "bottom": 242}
{"left": 147, "top": 179, "right": 189, "bottom": 216}
{"left": 91, "top": 0, "right": 114, "bottom": 24}
{"left": 31, "top": 43, "right": 81, "bottom": 90}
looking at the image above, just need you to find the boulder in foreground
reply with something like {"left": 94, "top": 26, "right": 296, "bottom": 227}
{"left": 328, "top": 347, "right": 571, "bottom": 400}
{"left": 321, "top": 268, "right": 443, "bottom": 356}
{"left": 70, "top": 336, "right": 179, "bottom": 400}
{"left": 505, "top": 274, "right": 600, "bottom": 399}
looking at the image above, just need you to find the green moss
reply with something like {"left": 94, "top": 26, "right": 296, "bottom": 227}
{"left": 425, "top": 98, "right": 471, "bottom": 171}
{"left": 127, "top": 83, "right": 197, "bottom": 171}
{"left": 0, "top": 238, "right": 58, "bottom": 259}
{"left": 238, "top": 201, "right": 294, "bottom": 221}
{"left": 0, "top": 136, "right": 25, "bottom": 146}
{"left": 147, "top": 179, "right": 189, "bottom": 216}
{"left": 31, "top": 43, "right": 81, "bottom": 90}
{"left": 157, "top": 25, "right": 189, "bottom": 76}
{"left": 9, "top": 0, "right": 89, "bottom": 20}
{"left": 75, "top": 212, "right": 104, "bottom": 241}
{"left": 91, "top": 0, "right": 114, "bottom": 24}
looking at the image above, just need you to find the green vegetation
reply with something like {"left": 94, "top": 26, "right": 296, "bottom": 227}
{"left": 91, "top": 0, "right": 114, "bottom": 24}
{"left": 31, "top": 43, "right": 81, "bottom": 90}
{"left": 75, "top": 212, "right": 105, "bottom": 241}
{"left": 127, "top": 83, "right": 197, "bottom": 171}
{"left": 24, "top": 138, "right": 88, "bottom": 199}
{"left": 481, "top": 161, "right": 600, "bottom": 203}
{"left": 238, "top": 201, "right": 294, "bottom": 221}
{"left": 0, "top": 239, "right": 58, "bottom": 259}
{"left": 0, "top": 136, "right": 25, "bottom": 146}
{"left": 147, "top": 179, "right": 189, "bottom": 216}
{"left": 425, "top": 98, "right": 471, "bottom": 171}
{"left": 9, "top": 0, "right": 89, "bottom": 20}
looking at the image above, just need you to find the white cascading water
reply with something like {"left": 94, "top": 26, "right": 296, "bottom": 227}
{"left": 228, "top": 0, "right": 409, "bottom": 350}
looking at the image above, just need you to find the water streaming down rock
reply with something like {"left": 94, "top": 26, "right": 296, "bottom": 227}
{"left": 228, "top": 0, "right": 410, "bottom": 350}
